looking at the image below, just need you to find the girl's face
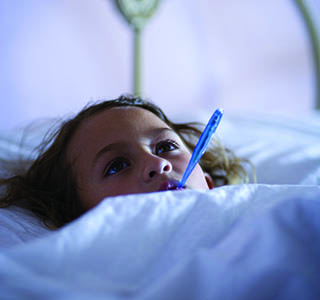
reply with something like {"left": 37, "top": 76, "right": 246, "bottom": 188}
{"left": 67, "top": 107, "right": 213, "bottom": 210}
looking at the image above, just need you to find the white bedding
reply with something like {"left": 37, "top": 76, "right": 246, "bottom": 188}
{"left": 1, "top": 184, "right": 320, "bottom": 299}
{"left": 0, "top": 112, "right": 320, "bottom": 299}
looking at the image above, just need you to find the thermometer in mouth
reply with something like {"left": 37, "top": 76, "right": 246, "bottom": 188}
{"left": 177, "top": 108, "right": 224, "bottom": 189}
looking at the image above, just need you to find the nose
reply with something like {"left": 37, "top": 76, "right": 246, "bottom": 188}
{"left": 142, "top": 154, "right": 172, "bottom": 182}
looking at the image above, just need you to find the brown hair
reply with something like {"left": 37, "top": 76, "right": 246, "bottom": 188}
{"left": 0, "top": 95, "right": 252, "bottom": 228}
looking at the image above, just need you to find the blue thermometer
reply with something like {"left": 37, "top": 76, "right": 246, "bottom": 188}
{"left": 178, "top": 108, "right": 224, "bottom": 188}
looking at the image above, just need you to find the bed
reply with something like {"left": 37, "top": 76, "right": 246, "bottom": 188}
{"left": 1, "top": 1, "right": 320, "bottom": 299}
{"left": 1, "top": 111, "right": 320, "bottom": 299}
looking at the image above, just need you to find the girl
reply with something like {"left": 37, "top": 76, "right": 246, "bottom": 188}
{"left": 0, "top": 95, "right": 250, "bottom": 228}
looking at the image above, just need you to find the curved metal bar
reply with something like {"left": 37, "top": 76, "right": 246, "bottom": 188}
{"left": 113, "top": 0, "right": 161, "bottom": 96}
{"left": 294, "top": 0, "right": 320, "bottom": 109}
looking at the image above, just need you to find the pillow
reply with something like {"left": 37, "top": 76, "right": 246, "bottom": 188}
{"left": 214, "top": 112, "right": 319, "bottom": 185}
{"left": 0, "top": 206, "right": 51, "bottom": 249}
{"left": 174, "top": 110, "right": 320, "bottom": 185}
{"left": 1, "top": 111, "right": 320, "bottom": 184}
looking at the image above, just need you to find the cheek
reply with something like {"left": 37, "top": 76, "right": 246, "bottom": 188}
{"left": 189, "top": 165, "right": 210, "bottom": 189}
{"left": 176, "top": 151, "right": 192, "bottom": 170}
{"left": 80, "top": 179, "right": 141, "bottom": 210}
{"left": 173, "top": 151, "right": 209, "bottom": 189}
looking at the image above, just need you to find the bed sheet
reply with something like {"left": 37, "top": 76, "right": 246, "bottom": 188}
{"left": 0, "top": 184, "right": 320, "bottom": 300}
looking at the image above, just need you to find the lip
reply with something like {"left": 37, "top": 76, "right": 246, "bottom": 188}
{"left": 157, "top": 179, "right": 185, "bottom": 192}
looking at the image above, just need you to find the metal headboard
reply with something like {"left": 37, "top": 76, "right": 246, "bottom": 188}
{"left": 113, "top": 0, "right": 320, "bottom": 110}
{"left": 114, "top": 0, "right": 160, "bottom": 97}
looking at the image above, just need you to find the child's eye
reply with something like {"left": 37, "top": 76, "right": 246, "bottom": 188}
{"left": 104, "top": 158, "right": 130, "bottom": 176}
{"left": 156, "top": 139, "right": 179, "bottom": 155}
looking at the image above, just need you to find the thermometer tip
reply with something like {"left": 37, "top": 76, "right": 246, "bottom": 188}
{"left": 217, "top": 108, "right": 224, "bottom": 114}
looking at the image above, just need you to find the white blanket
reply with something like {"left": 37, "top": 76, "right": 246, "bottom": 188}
{"left": 1, "top": 184, "right": 320, "bottom": 299}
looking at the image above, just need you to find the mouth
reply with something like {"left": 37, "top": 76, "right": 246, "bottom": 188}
{"left": 157, "top": 180, "right": 185, "bottom": 192}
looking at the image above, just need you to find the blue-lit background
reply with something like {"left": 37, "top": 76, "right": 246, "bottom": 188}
{"left": 0, "top": 0, "right": 319, "bottom": 130}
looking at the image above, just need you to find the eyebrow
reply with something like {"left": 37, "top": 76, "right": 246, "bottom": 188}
{"left": 92, "top": 127, "right": 175, "bottom": 168}
{"left": 92, "top": 142, "right": 126, "bottom": 168}
{"left": 146, "top": 127, "right": 175, "bottom": 136}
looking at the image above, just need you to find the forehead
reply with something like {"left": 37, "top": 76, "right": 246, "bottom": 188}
{"left": 83, "top": 106, "right": 170, "bottom": 133}
{"left": 67, "top": 107, "right": 172, "bottom": 158}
